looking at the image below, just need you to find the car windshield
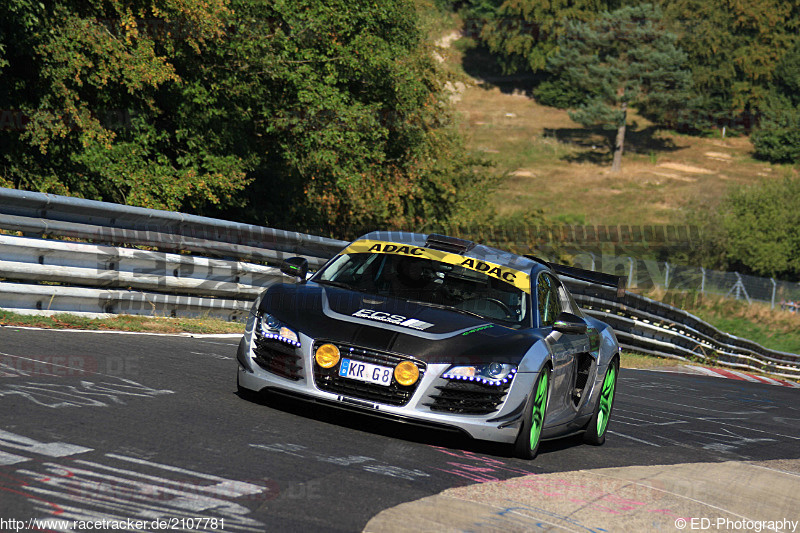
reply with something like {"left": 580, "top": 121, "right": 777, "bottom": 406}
{"left": 315, "top": 252, "right": 529, "bottom": 326}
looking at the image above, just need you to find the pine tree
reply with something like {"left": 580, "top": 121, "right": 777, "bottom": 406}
{"left": 751, "top": 40, "right": 800, "bottom": 163}
{"left": 544, "top": 4, "right": 691, "bottom": 172}
{"left": 473, "top": 0, "right": 618, "bottom": 74}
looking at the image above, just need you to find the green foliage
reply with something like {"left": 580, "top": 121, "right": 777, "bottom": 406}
{"left": 657, "top": 0, "right": 800, "bottom": 131}
{"left": 462, "top": 0, "right": 800, "bottom": 135}
{"left": 751, "top": 41, "right": 800, "bottom": 163}
{"left": 751, "top": 102, "right": 800, "bottom": 164}
{"left": 1, "top": 0, "right": 493, "bottom": 229}
{"left": 464, "top": 0, "right": 619, "bottom": 75}
{"left": 721, "top": 178, "right": 800, "bottom": 277}
{"left": 532, "top": 76, "right": 589, "bottom": 109}
{"left": 546, "top": 4, "right": 691, "bottom": 122}
{"left": 694, "top": 178, "right": 800, "bottom": 278}
{"left": 0, "top": 0, "right": 249, "bottom": 210}
{"left": 542, "top": 4, "right": 691, "bottom": 168}
{"left": 773, "top": 40, "right": 800, "bottom": 108}
{"left": 208, "top": 0, "right": 494, "bottom": 230}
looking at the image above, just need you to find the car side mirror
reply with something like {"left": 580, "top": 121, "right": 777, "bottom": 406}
{"left": 553, "top": 311, "right": 587, "bottom": 335}
{"left": 281, "top": 257, "right": 308, "bottom": 281}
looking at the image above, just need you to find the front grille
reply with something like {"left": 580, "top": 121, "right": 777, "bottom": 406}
{"left": 425, "top": 380, "right": 512, "bottom": 414}
{"left": 313, "top": 343, "right": 425, "bottom": 406}
{"left": 253, "top": 336, "right": 303, "bottom": 381}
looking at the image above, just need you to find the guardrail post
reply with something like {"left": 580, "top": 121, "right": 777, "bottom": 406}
{"left": 664, "top": 262, "right": 670, "bottom": 289}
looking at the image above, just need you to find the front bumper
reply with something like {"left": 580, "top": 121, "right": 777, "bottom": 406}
{"left": 236, "top": 326, "right": 536, "bottom": 444}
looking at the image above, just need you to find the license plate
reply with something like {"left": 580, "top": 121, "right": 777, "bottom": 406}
{"left": 339, "top": 358, "right": 393, "bottom": 387}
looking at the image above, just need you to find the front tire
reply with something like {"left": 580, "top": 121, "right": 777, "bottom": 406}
{"left": 583, "top": 359, "right": 618, "bottom": 445}
{"left": 513, "top": 368, "right": 550, "bottom": 459}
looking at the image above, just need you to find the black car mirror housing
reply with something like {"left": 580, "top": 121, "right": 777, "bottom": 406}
{"left": 281, "top": 257, "right": 308, "bottom": 281}
{"left": 553, "top": 311, "right": 588, "bottom": 335}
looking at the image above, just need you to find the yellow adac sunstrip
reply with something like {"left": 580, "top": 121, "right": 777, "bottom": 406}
{"left": 340, "top": 240, "right": 531, "bottom": 294}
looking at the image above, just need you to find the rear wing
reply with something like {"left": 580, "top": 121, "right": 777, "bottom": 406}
{"left": 525, "top": 255, "right": 627, "bottom": 298}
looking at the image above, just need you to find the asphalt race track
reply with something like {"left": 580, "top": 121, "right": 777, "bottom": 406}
{"left": 1, "top": 327, "right": 798, "bottom": 532}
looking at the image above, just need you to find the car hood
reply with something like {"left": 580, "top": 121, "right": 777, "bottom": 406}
{"left": 258, "top": 282, "right": 537, "bottom": 364}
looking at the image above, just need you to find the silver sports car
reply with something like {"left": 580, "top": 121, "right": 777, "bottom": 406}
{"left": 236, "top": 232, "right": 623, "bottom": 458}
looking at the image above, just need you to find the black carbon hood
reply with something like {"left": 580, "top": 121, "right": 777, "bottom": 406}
{"left": 258, "top": 282, "right": 538, "bottom": 364}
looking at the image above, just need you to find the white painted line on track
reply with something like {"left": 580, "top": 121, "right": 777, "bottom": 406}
{"left": 74, "top": 459, "right": 264, "bottom": 498}
{"left": 607, "top": 431, "right": 661, "bottom": 447}
{"left": 0, "top": 450, "right": 29, "bottom": 465}
{"left": 0, "top": 429, "right": 93, "bottom": 457}
{"left": 105, "top": 453, "right": 263, "bottom": 490}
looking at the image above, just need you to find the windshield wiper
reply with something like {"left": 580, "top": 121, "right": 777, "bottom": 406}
{"left": 406, "top": 299, "right": 487, "bottom": 321}
{"left": 316, "top": 280, "right": 375, "bottom": 295}
{"left": 316, "top": 280, "right": 349, "bottom": 289}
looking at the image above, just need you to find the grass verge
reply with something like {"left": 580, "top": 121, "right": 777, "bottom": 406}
{"left": 620, "top": 351, "right": 681, "bottom": 370}
{"left": 0, "top": 310, "right": 245, "bottom": 335}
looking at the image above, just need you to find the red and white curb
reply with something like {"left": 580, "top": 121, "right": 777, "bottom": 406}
{"left": 685, "top": 365, "right": 800, "bottom": 388}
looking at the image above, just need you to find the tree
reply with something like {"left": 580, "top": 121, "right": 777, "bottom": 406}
{"left": 466, "top": 0, "right": 621, "bottom": 75}
{"left": 203, "top": 0, "right": 493, "bottom": 231}
{"left": 0, "top": 0, "right": 251, "bottom": 211}
{"left": 543, "top": 4, "right": 691, "bottom": 172}
{"left": 751, "top": 40, "right": 800, "bottom": 163}
{"left": 0, "top": 0, "right": 493, "bottom": 229}
{"left": 657, "top": 0, "right": 800, "bottom": 132}
{"left": 717, "top": 178, "right": 800, "bottom": 278}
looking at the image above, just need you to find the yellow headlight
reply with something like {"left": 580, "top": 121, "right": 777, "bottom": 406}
{"left": 394, "top": 361, "right": 420, "bottom": 386}
{"left": 315, "top": 343, "right": 340, "bottom": 369}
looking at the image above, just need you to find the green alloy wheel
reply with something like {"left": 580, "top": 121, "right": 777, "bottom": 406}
{"left": 514, "top": 369, "right": 550, "bottom": 459}
{"left": 584, "top": 360, "right": 618, "bottom": 445}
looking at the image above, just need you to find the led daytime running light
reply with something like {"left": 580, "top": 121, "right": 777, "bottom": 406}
{"left": 260, "top": 331, "right": 301, "bottom": 348}
{"left": 442, "top": 367, "right": 517, "bottom": 386}
{"left": 258, "top": 314, "right": 300, "bottom": 347}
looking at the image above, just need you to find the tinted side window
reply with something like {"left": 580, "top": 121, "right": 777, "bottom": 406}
{"left": 537, "top": 273, "right": 562, "bottom": 327}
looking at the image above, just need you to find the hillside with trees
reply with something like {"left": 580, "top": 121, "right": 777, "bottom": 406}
{"left": 448, "top": 0, "right": 800, "bottom": 279}
{"left": 462, "top": 0, "right": 800, "bottom": 142}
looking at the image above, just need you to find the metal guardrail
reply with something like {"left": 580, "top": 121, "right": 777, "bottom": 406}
{"left": 0, "top": 233, "right": 286, "bottom": 320}
{"left": 0, "top": 188, "right": 344, "bottom": 268}
{"left": 0, "top": 188, "right": 342, "bottom": 319}
{"left": 0, "top": 188, "right": 797, "bottom": 378}
{"left": 0, "top": 282, "right": 254, "bottom": 322}
{"left": 0, "top": 234, "right": 282, "bottom": 298}
{"left": 567, "top": 281, "right": 800, "bottom": 379}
